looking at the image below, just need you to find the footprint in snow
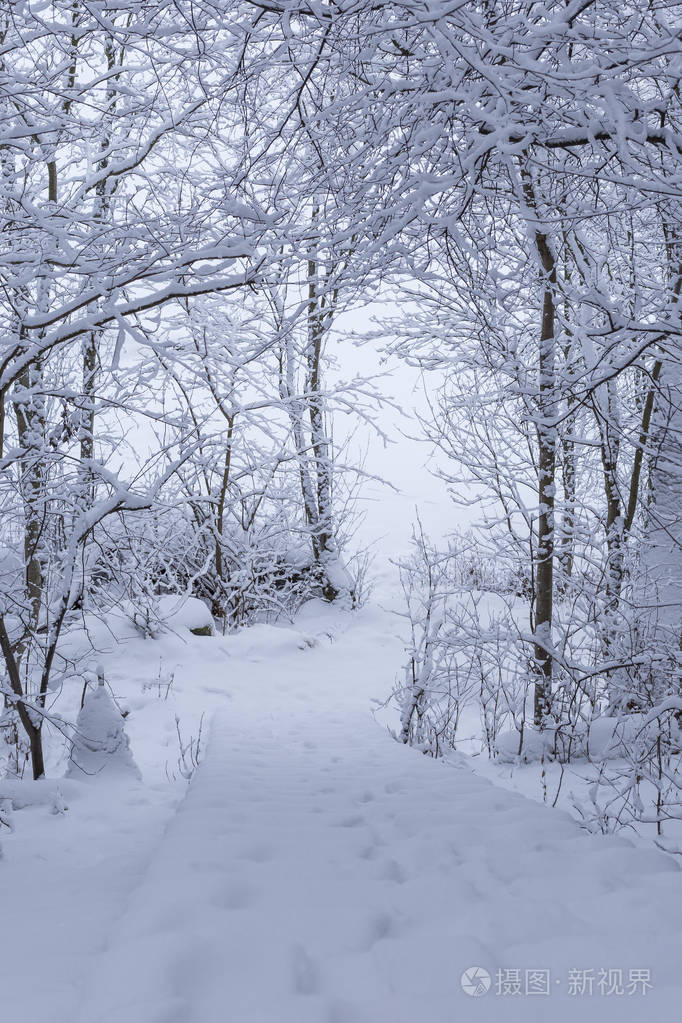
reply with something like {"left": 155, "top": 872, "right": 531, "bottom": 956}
{"left": 239, "top": 842, "right": 274, "bottom": 863}
{"left": 447, "top": 842, "right": 465, "bottom": 868}
{"left": 327, "top": 997, "right": 371, "bottom": 1023}
{"left": 365, "top": 909, "right": 400, "bottom": 947}
{"left": 169, "top": 937, "right": 219, "bottom": 999}
{"left": 292, "top": 943, "right": 320, "bottom": 995}
{"left": 357, "top": 828, "right": 387, "bottom": 859}
{"left": 146, "top": 997, "right": 194, "bottom": 1023}
{"left": 214, "top": 880, "right": 257, "bottom": 911}
{"left": 378, "top": 858, "right": 407, "bottom": 884}
{"left": 335, "top": 813, "right": 365, "bottom": 828}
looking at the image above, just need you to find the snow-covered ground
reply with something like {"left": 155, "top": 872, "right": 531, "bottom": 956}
{"left": 1, "top": 596, "right": 680, "bottom": 1022}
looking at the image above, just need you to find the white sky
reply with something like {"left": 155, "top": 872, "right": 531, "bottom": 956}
{"left": 330, "top": 303, "right": 474, "bottom": 566}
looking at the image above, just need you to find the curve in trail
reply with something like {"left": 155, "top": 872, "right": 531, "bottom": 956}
{"left": 73, "top": 606, "right": 681, "bottom": 1023}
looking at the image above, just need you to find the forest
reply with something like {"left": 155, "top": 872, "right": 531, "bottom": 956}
{"left": 1, "top": 3, "right": 681, "bottom": 1020}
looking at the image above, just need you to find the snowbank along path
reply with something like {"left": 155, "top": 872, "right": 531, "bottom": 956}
{"left": 10, "top": 602, "right": 682, "bottom": 1023}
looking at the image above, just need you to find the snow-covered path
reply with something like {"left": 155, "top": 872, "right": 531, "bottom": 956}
{"left": 66, "top": 605, "right": 680, "bottom": 1023}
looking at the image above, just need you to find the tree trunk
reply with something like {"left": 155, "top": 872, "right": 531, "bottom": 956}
{"left": 635, "top": 232, "right": 682, "bottom": 698}
{"left": 534, "top": 262, "right": 557, "bottom": 724}
{"left": 639, "top": 349, "right": 682, "bottom": 695}
{"left": 15, "top": 359, "right": 46, "bottom": 636}
{"left": 595, "top": 380, "right": 627, "bottom": 708}
{"left": 0, "top": 617, "right": 44, "bottom": 779}
{"left": 518, "top": 167, "right": 558, "bottom": 725}
{"left": 558, "top": 398, "right": 576, "bottom": 583}
{"left": 306, "top": 257, "right": 334, "bottom": 563}
{"left": 77, "top": 332, "right": 97, "bottom": 505}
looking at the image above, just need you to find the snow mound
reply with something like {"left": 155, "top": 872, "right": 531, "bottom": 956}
{"left": 321, "top": 554, "right": 354, "bottom": 596}
{"left": 496, "top": 714, "right": 655, "bottom": 763}
{"left": 67, "top": 680, "right": 141, "bottom": 780}
{"left": 495, "top": 727, "right": 555, "bottom": 763}
{"left": 157, "top": 595, "right": 214, "bottom": 635}
{"left": 222, "top": 622, "right": 320, "bottom": 660}
{"left": 0, "top": 778, "right": 83, "bottom": 810}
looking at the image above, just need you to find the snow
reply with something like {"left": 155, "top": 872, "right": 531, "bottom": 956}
{"left": 1, "top": 599, "right": 680, "bottom": 1021}
{"left": 66, "top": 678, "right": 141, "bottom": 780}
{"left": 321, "top": 554, "right": 355, "bottom": 597}
{"left": 157, "top": 595, "right": 214, "bottom": 634}
{"left": 3, "top": 7, "right": 680, "bottom": 1021}
{"left": 495, "top": 714, "right": 657, "bottom": 763}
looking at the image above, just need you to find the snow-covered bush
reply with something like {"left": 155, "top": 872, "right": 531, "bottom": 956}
{"left": 393, "top": 527, "right": 531, "bottom": 756}
{"left": 0, "top": 707, "right": 30, "bottom": 780}
{"left": 393, "top": 520, "right": 682, "bottom": 839}
{"left": 67, "top": 675, "right": 140, "bottom": 781}
{"left": 91, "top": 505, "right": 345, "bottom": 634}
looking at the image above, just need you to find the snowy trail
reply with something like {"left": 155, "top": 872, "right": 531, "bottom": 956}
{"left": 66, "top": 605, "right": 680, "bottom": 1023}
